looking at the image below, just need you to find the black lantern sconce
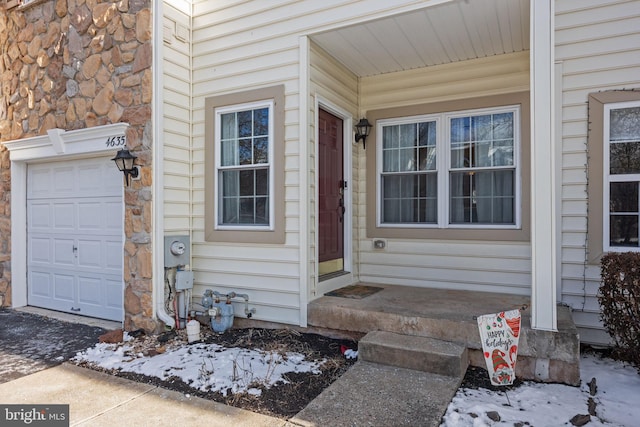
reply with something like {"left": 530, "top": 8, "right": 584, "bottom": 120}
{"left": 111, "top": 149, "right": 139, "bottom": 186}
{"left": 354, "top": 118, "right": 372, "bottom": 149}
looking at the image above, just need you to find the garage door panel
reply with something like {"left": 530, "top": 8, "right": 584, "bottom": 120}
{"left": 78, "top": 202, "right": 102, "bottom": 230}
{"left": 28, "top": 169, "right": 51, "bottom": 197}
{"left": 105, "top": 241, "right": 123, "bottom": 270}
{"left": 53, "top": 203, "right": 75, "bottom": 230}
{"left": 27, "top": 158, "right": 124, "bottom": 321}
{"left": 30, "top": 272, "right": 51, "bottom": 297}
{"left": 53, "top": 239, "right": 75, "bottom": 265}
{"left": 78, "top": 276, "right": 102, "bottom": 305}
{"left": 77, "top": 165, "right": 103, "bottom": 193}
{"left": 105, "top": 278, "right": 123, "bottom": 309}
{"left": 53, "top": 274, "right": 75, "bottom": 301}
{"left": 29, "top": 202, "right": 51, "bottom": 229}
{"left": 30, "top": 237, "right": 51, "bottom": 263}
{"left": 105, "top": 201, "right": 123, "bottom": 231}
{"left": 52, "top": 166, "right": 75, "bottom": 194}
{"left": 77, "top": 240, "right": 102, "bottom": 268}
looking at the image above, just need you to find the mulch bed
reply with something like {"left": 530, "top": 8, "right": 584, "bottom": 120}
{"left": 75, "top": 327, "right": 358, "bottom": 419}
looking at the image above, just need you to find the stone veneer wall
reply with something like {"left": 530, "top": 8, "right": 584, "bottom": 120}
{"left": 0, "top": 0, "right": 158, "bottom": 332}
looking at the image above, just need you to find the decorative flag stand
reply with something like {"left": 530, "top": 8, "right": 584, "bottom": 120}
{"left": 476, "top": 305, "right": 526, "bottom": 405}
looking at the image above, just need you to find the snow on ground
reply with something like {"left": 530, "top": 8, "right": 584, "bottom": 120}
{"left": 74, "top": 335, "right": 640, "bottom": 426}
{"left": 441, "top": 353, "right": 640, "bottom": 427}
{"left": 73, "top": 335, "right": 324, "bottom": 397}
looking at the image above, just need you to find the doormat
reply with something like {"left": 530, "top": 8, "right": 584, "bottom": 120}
{"left": 324, "top": 285, "right": 383, "bottom": 299}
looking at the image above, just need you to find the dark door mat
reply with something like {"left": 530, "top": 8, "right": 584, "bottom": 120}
{"left": 324, "top": 285, "right": 383, "bottom": 299}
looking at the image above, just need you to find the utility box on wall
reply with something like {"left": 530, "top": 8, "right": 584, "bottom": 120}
{"left": 175, "top": 270, "right": 194, "bottom": 290}
{"left": 164, "top": 235, "right": 190, "bottom": 268}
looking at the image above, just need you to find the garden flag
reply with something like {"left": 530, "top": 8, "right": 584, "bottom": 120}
{"left": 477, "top": 309, "right": 521, "bottom": 386}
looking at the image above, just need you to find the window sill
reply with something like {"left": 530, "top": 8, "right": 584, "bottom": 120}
{"left": 369, "top": 225, "right": 529, "bottom": 242}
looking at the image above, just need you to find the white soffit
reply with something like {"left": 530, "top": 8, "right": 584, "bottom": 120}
{"left": 310, "top": 0, "right": 530, "bottom": 77}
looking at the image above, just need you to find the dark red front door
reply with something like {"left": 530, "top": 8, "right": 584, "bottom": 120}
{"left": 318, "top": 109, "right": 344, "bottom": 274}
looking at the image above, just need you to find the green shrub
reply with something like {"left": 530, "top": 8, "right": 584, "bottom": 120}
{"left": 599, "top": 252, "right": 640, "bottom": 369}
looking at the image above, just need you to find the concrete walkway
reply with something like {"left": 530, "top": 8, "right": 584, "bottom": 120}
{"left": 0, "top": 363, "right": 290, "bottom": 427}
{"left": 292, "top": 361, "right": 460, "bottom": 427}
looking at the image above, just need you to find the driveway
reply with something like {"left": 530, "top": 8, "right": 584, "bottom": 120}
{"left": 0, "top": 308, "right": 106, "bottom": 383}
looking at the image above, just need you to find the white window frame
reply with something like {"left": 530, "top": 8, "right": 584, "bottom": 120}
{"left": 603, "top": 100, "right": 640, "bottom": 252}
{"left": 376, "top": 105, "right": 521, "bottom": 229}
{"left": 376, "top": 113, "right": 441, "bottom": 229}
{"left": 214, "top": 99, "right": 275, "bottom": 231}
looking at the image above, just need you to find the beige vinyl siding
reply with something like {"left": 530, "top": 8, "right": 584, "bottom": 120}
{"left": 308, "top": 42, "right": 359, "bottom": 298}
{"left": 361, "top": 51, "right": 530, "bottom": 110}
{"left": 191, "top": 0, "right": 303, "bottom": 325}
{"left": 188, "top": 0, "right": 459, "bottom": 325}
{"left": 556, "top": 0, "right": 640, "bottom": 344}
{"left": 358, "top": 51, "right": 532, "bottom": 295}
{"left": 163, "top": 2, "right": 192, "bottom": 234}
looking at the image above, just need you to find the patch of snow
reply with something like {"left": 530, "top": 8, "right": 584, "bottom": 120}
{"left": 74, "top": 342, "right": 325, "bottom": 397}
{"left": 440, "top": 353, "right": 640, "bottom": 426}
{"left": 580, "top": 355, "right": 638, "bottom": 426}
{"left": 344, "top": 349, "right": 358, "bottom": 359}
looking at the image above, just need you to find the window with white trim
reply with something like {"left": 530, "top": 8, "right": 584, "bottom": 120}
{"left": 377, "top": 105, "right": 520, "bottom": 228}
{"left": 215, "top": 100, "right": 273, "bottom": 229}
{"left": 604, "top": 101, "right": 640, "bottom": 250}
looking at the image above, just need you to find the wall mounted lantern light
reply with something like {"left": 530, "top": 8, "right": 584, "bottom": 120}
{"left": 354, "top": 118, "right": 372, "bottom": 149}
{"left": 111, "top": 148, "right": 139, "bottom": 186}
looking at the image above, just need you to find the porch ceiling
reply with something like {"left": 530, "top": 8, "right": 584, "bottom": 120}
{"left": 310, "top": 0, "right": 530, "bottom": 77}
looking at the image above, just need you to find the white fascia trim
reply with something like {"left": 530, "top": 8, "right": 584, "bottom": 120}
{"left": 4, "top": 123, "right": 129, "bottom": 161}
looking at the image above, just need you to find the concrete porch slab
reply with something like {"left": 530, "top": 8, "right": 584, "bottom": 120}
{"left": 308, "top": 284, "right": 580, "bottom": 385}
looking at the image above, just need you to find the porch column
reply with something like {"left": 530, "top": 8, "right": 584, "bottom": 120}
{"left": 530, "top": 0, "right": 557, "bottom": 331}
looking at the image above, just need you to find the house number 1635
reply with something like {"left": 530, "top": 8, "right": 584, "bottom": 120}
{"left": 105, "top": 135, "right": 126, "bottom": 147}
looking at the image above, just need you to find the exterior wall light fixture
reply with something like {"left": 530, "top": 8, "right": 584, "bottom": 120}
{"left": 111, "top": 148, "right": 139, "bottom": 186}
{"left": 354, "top": 118, "right": 372, "bottom": 149}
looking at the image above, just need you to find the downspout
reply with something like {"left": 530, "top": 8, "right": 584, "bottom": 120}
{"left": 152, "top": 0, "right": 175, "bottom": 328}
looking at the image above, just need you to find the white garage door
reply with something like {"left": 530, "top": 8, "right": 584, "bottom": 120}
{"left": 27, "top": 158, "right": 124, "bottom": 321}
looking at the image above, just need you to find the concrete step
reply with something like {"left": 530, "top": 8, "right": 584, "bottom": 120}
{"left": 359, "top": 331, "right": 469, "bottom": 377}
